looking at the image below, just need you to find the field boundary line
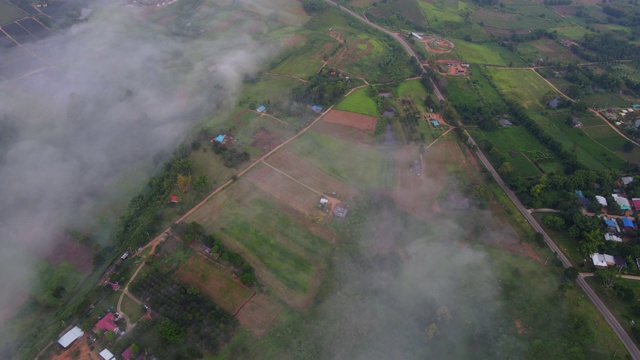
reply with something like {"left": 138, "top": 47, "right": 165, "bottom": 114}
{"left": 248, "top": 109, "right": 290, "bottom": 125}
{"left": 579, "top": 127, "right": 626, "bottom": 164}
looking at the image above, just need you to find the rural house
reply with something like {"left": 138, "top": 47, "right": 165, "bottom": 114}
{"left": 612, "top": 194, "right": 631, "bottom": 210}
{"left": 378, "top": 91, "right": 391, "bottom": 98}
{"left": 605, "top": 233, "right": 622, "bottom": 242}
{"left": 621, "top": 176, "right": 634, "bottom": 186}
{"left": 603, "top": 218, "right": 621, "bottom": 233}
{"left": 591, "top": 253, "right": 626, "bottom": 268}
{"left": 498, "top": 118, "right": 513, "bottom": 127}
{"left": 571, "top": 118, "right": 583, "bottom": 128}
{"left": 622, "top": 217, "right": 636, "bottom": 231}
{"left": 632, "top": 198, "right": 640, "bottom": 212}
{"left": 333, "top": 205, "right": 348, "bottom": 218}
{"left": 57, "top": 326, "right": 84, "bottom": 349}
{"left": 94, "top": 312, "right": 119, "bottom": 333}
{"left": 256, "top": 105, "right": 266, "bottom": 112}
{"left": 99, "top": 349, "right": 116, "bottom": 360}
{"left": 595, "top": 195, "right": 608, "bottom": 207}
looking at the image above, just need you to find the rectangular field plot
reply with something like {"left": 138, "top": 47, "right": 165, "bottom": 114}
{"left": 17, "top": 18, "right": 50, "bottom": 40}
{"left": 266, "top": 149, "right": 359, "bottom": 200}
{"left": 517, "top": 39, "right": 583, "bottom": 64}
{"left": 486, "top": 68, "right": 556, "bottom": 108}
{"left": 175, "top": 255, "right": 253, "bottom": 314}
{"left": 0, "top": 0, "right": 26, "bottom": 25}
{"left": 245, "top": 163, "right": 320, "bottom": 216}
{"left": 270, "top": 33, "right": 336, "bottom": 79}
{"left": 286, "top": 130, "right": 395, "bottom": 190}
{"left": 2, "top": 22, "right": 35, "bottom": 43}
{"left": 186, "top": 180, "right": 332, "bottom": 307}
{"left": 334, "top": 88, "right": 379, "bottom": 117}
{"left": 454, "top": 40, "right": 526, "bottom": 66}
{"left": 583, "top": 126, "right": 640, "bottom": 164}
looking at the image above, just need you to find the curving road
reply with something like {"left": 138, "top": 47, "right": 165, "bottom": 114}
{"left": 326, "top": 2, "right": 640, "bottom": 357}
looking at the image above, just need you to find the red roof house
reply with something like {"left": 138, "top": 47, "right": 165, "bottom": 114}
{"left": 632, "top": 198, "right": 640, "bottom": 212}
{"left": 95, "top": 312, "right": 119, "bottom": 333}
{"left": 121, "top": 346, "right": 133, "bottom": 360}
{"left": 170, "top": 195, "right": 181, "bottom": 203}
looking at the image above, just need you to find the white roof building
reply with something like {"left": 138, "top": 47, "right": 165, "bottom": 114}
{"left": 57, "top": 326, "right": 84, "bottom": 348}
{"left": 622, "top": 176, "right": 634, "bottom": 185}
{"left": 99, "top": 349, "right": 115, "bottom": 360}
{"left": 596, "top": 195, "right": 608, "bottom": 207}
{"left": 605, "top": 233, "right": 622, "bottom": 242}
{"left": 613, "top": 194, "right": 631, "bottom": 209}
{"left": 592, "top": 253, "right": 608, "bottom": 267}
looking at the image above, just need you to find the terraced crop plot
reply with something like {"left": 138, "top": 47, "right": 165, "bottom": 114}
{"left": 17, "top": 18, "right": 49, "bottom": 40}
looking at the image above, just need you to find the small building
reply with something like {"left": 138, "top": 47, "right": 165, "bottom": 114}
{"left": 591, "top": 253, "right": 626, "bottom": 268}
{"left": 603, "top": 218, "right": 620, "bottom": 233}
{"left": 256, "top": 105, "right": 266, "bottom": 112}
{"left": 595, "top": 195, "right": 608, "bottom": 207}
{"left": 612, "top": 194, "right": 631, "bottom": 210}
{"left": 571, "top": 118, "right": 583, "bottom": 128}
{"left": 169, "top": 195, "right": 181, "bottom": 203}
{"left": 99, "top": 349, "right": 116, "bottom": 360}
{"left": 548, "top": 97, "right": 560, "bottom": 109}
{"left": 333, "top": 205, "right": 348, "bottom": 218}
{"left": 95, "top": 312, "right": 119, "bottom": 333}
{"left": 106, "top": 281, "right": 120, "bottom": 291}
{"left": 121, "top": 252, "right": 129, "bottom": 260}
{"left": 633, "top": 104, "right": 640, "bottom": 109}
{"left": 632, "top": 198, "right": 640, "bottom": 211}
{"left": 121, "top": 346, "right": 134, "bottom": 360}
{"left": 378, "top": 91, "right": 391, "bottom": 98}
{"left": 591, "top": 253, "right": 608, "bottom": 267}
{"left": 622, "top": 217, "right": 636, "bottom": 231}
{"left": 634, "top": 119, "right": 640, "bottom": 129}
{"left": 461, "top": 63, "right": 470, "bottom": 67}
{"left": 498, "top": 118, "right": 513, "bottom": 127}
{"left": 430, "top": 119, "right": 440, "bottom": 127}
{"left": 319, "top": 197, "right": 329, "bottom": 205}
{"left": 213, "top": 134, "right": 226, "bottom": 143}
{"left": 410, "top": 159, "right": 422, "bottom": 176}
{"left": 311, "top": 105, "right": 323, "bottom": 112}
{"left": 411, "top": 32, "right": 423, "bottom": 40}
{"left": 57, "top": 326, "right": 84, "bottom": 349}
{"left": 621, "top": 176, "right": 634, "bottom": 186}
{"left": 605, "top": 233, "right": 622, "bottom": 242}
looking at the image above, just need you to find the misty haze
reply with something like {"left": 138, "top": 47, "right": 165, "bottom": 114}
{"left": 1, "top": 0, "right": 640, "bottom": 359}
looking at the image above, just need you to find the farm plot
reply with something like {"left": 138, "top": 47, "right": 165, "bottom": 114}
{"left": 286, "top": 130, "right": 394, "bottom": 190}
{"left": 2, "top": 22, "right": 35, "bottom": 43}
{"left": 266, "top": 149, "right": 360, "bottom": 200}
{"left": 17, "top": 18, "right": 49, "bottom": 40}
{"left": 582, "top": 125, "right": 640, "bottom": 164}
{"left": 328, "top": 33, "right": 388, "bottom": 79}
{"left": 553, "top": 25, "right": 591, "bottom": 40}
{"left": 236, "top": 294, "right": 282, "bottom": 337}
{"left": 244, "top": 163, "right": 320, "bottom": 216}
{"left": 454, "top": 40, "right": 525, "bottom": 66}
{"left": 311, "top": 119, "right": 375, "bottom": 144}
{"left": 486, "top": 68, "right": 557, "bottom": 108}
{"left": 32, "top": 235, "right": 95, "bottom": 276}
{"left": 322, "top": 109, "right": 377, "bottom": 132}
{"left": 271, "top": 33, "right": 338, "bottom": 79}
{"left": 397, "top": 79, "right": 428, "bottom": 104}
{"left": 517, "top": 38, "right": 583, "bottom": 64}
{"left": 334, "top": 88, "right": 378, "bottom": 117}
{"left": 175, "top": 254, "right": 253, "bottom": 314}
{"left": 0, "top": 0, "right": 25, "bottom": 26}
{"left": 366, "top": 0, "right": 429, "bottom": 28}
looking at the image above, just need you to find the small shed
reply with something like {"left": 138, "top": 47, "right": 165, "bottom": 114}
{"left": 605, "top": 233, "right": 622, "bottom": 242}
{"left": 613, "top": 194, "right": 631, "bottom": 210}
{"left": 213, "top": 134, "right": 226, "bottom": 143}
{"left": 57, "top": 326, "right": 84, "bottom": 348}
{"left": 571, "top": 118, "right": 583, "bottom": 128}
{"left": 595, "top": 195, "right": 608, "bottom": 207}
{"left": 170, "top": 195, "right": 181, "bottom": 203}
{"left": 621, "top": 176, "right": 634, "bottom": 185}
{"left": 498, "top": 118, "right": 513, "bottom": 127}
{"left": 383, "top": 108, "right": 397, "bottom": 117}
{"left": 99, "top": 349, "right": 115, "bottom": 360}
{"left": 256, "top": 105, "right": 266, "bottom": 112}
{"left": 311, "top": 105, "right": 323, "bottom": 112}
{"left": 333, "top": 205, "right": 348, "bottom": 218}
{"left": 430, "top": 119, "right": 440, "bottom": 127}
{"left": 378, "top": 91, "right": 391, "bottom": 98}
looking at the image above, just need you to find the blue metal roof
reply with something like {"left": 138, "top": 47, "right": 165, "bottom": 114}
{"left": 214, "top": 135, "right": 225, "bottom": 143}
{"left": 311, "top": 105, "right": 323, "bottom": 112}
{"left": 256, "top": 105, "right": 266, "bottom": 112}
{"left": 430, "top": 120, "right": 440, "bottom": 126}
{"left": 622, "top": 218, "right": 635, "bottom": 227}
{"left": 605, "top": 219, "right": 617, "bottom": 227}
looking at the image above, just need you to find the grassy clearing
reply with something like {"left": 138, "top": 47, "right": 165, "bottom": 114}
{"left": 417, "top": 0, "right": 465, "bottom": 24}
{"left": 553, "top": 25, "right": 591, "bottom": 40}
{"left": 175, "top": 255, "right": 253, "bottom": 313}
{"left": 397, "top": 79, "right": 428, "bottom": 101}
{"left": 473, "top": 6, "right": 561, "bottom": 30}
{"left": 582, "top": 92, "right": 630, "bottom": 108}
{"left": 270, "top": 33, "right": 337, "bottom": 79}
{"left": 0, "top": 0, "right": 26, "bottom": 25}
{"left": 532, "top": 213, "right": 582, "bottom": 267}
{"left": 517, "top": 39, "right": 583, "bottom": 64}
{"left": 446, "top": 77, "right": 482, "bottom": 108}
{"left": 334, "top": 88, "right": 379, "bottom": 117}
{"left": 121, "top": 294, "right": 146, "bottom": 323}
{"left": 583, "top": 126, "right": 640, "bottom": 164}
{"left": 286, "top": 130, "right": 394, "bottom": 190}
{"left": 240, "top": 75, "right": 303, "bottom": 107}
{"left": 485, "top": 68, "right": 556, "bottom": 108}
{"left": 454, "top": 40, "right": 526, "bottom": 66}
{"left": 586, "top": 277, "right": 640, "bottom": 349}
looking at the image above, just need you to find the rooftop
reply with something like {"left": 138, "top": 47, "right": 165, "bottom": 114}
{"left": 95, "top": 312, "right": 118, "bottom": 332}
{"left": 99, "top": 349, "right": 115, "bottom": 360}
{"left": 57, "top": 326, "right": 84, "bottom": 348}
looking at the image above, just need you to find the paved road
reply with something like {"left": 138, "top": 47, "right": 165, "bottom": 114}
{"left": 469, "top": 133, "right": 640, "bottom": 359}
{"left": 324, "top": 3, "right": 640, "bottom": 357}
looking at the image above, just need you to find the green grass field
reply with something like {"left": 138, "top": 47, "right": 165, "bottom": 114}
{"left": 517, "top": 39, "right": 583, "bottom": 64}
{"left": 286, "top": 130, "right": 394, "bottom": 190}
{"left": 454, "top": 41, "right": 526, "bottom": 66}
{"left": 270, "top": 33, "right": 337, "bottom": 79}
{"left": 121, "top": 294, "right": 146, "bottom": 323}
{"left": 446, "top": 77, "right": 482, "bottom": 108}
{"left": 553, "top": 25, "right": 592, "bottom": 40}
{"left": 486, "top": 68, "right": 557, "bottom": 108}
{"left": 0, "top": 0, "right": 25, "bottom": 25}
{"left": 397, "top": 79, "right": 428, "bottom": 102}
{"left": 334, "top": 88, "right": 379, "bottom": 117}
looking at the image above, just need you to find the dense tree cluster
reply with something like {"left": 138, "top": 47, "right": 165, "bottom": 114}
{"left": 292, "top": 68, "right": 349, "bottom": 107}
{"left": 130, "top": 268, "right": 236, "bottom": 356}
{"left": 211, "top": 140, "right": 250, "bottom": 168}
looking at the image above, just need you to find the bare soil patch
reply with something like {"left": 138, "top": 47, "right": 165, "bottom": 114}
{"left": 33, "top": 234, "right": 94, "bottom": 275}
{"left": 174, "top": 254, "right": 253, "bottom": 314}
{"left": 323, "top": 109, "right": 377, "bottom": 132}
{"left": 435, "top": 59, "right": 469, "bottom": 76}
{"left": 50, "top": 335, "right": 100, "bottom": 360}
{"left": 422, "top": 35, "right": 455, "bottom": 53}
{"left": 267, "top": 150, "right": 359, "bottom": 200}
{"left": 236, "top": 294, "right": 282, "bottom": 337}
{"left": 251, "top": 127, "right": 286, "bottom": 154}
{"left": 282, "top": 34, "right": 305, "bottom": 46}
{"left": 245, "top": 164, "right": 319, "bottom": 216}
{"left": 312, "top": 120, "right": 374, "bottom": 144}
